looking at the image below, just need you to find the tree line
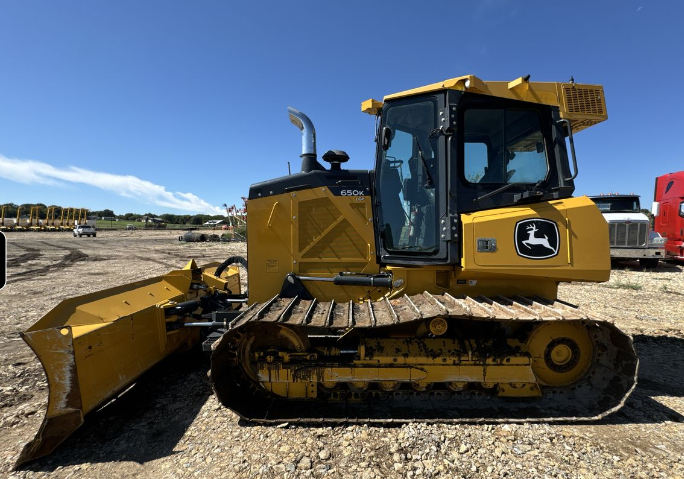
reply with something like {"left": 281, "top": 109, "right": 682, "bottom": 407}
{"left": 1, "top": 203, "right": 227, "bottom": 225}
{"left": 120, "top": 212, "right": 228, "bottom": 225}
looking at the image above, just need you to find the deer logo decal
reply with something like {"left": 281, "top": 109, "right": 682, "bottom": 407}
{"left": 514, "top": 219, "right": 560, "bottom": 259}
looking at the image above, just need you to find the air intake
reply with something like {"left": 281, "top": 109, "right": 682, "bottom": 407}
{"left": 563, "top": 85, "right": 605, "bottom": 115}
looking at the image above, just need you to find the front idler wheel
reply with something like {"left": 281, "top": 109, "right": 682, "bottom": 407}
{"left": 237, "top": 323, "right": 310, "bottom": 383}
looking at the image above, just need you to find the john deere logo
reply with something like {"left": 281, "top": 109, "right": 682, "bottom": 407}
{"left": 515, "top": 219, "right": 559, "bottom": 260}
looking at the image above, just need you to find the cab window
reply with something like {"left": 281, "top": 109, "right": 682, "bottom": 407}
{"left": 378, "top": 99, "right": 438, "bottom": 253}
{"left": 464, "top": 108, "right": 548, "bottom": 185}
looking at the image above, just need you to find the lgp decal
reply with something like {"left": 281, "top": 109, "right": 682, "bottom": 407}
{"left": 514, "top": 219, "right": 559, "bottom": 260}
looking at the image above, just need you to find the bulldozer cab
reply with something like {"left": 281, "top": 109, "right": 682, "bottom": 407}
{"left": 374, "top": 89, "right": 575, "bottom": 266}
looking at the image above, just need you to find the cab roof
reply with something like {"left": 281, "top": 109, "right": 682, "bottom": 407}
{"left": 361, "top": 75, "right": 607, "bottom": 134}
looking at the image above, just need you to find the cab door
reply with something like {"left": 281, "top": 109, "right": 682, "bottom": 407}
{"left": 373, "top": 93, "right": 458, "bottom": 266}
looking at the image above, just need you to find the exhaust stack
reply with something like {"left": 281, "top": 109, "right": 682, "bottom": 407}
{"left": 287, "top": 106, "right": 323, "bottom": 173}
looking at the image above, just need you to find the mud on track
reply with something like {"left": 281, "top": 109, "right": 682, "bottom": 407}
{"left": 1, "top": 231, "right": 683, "bottom": 478}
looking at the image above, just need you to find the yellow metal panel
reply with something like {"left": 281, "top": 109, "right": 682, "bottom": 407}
{"left": 384, "top": 75, "right": 472, "bottom": 100}
{"left": 201, "top": 264, "right": 241, "bottom": 293}
{"left": 247, "top": 191, "right": 297, "bottom": 304}
{"left": 361, "top": 98, "right": 383, "bottom": 115}
{"left": 386, "top": 197, "right": 608, "bottom": 300}
{"left": 28, "top": 276, "right": 189, "bottom": 330}
{"left": 460, "top": 196, "right": 610, "bottom": 283}
{"left": 248, "top": 187, "right": 379, "bottom": 303}
{"left": 470, "top": 204, "right": 569, "bottom": 267}
{"left": 565, "top": 197, "right": 611, "bottom": 277}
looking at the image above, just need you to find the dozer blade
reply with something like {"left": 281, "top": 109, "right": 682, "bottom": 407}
{"left": 15, "top": 261, "right": 203, "bottom": 468}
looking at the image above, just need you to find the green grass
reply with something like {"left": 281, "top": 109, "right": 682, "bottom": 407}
{"left": 96, "top": 220, "right": 146, "bottom": 229}
{"left": 95, "top": 220, "right": 212, "bottom": 230}
{"left": 603, "top": 281, "right": 643, "bottom": 291}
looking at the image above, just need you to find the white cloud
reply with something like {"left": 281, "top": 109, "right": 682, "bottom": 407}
{"left": 0, "top": 155, "right": 225, "bottom": 215}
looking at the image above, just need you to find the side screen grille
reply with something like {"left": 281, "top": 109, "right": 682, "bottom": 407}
{"left": 608, "top": 222, "right": 648, "bottom": 247}
{"left": 563, "top": 86, "right": 605, "bottom": 115}
{"left": 570, "top": 119, "right": 601, "bottom": 131}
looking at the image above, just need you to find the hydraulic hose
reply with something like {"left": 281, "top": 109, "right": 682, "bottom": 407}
{"left": 214, "top": 256, "right": 248, "bottom": 279}
{"left": 214, "top": 256, "right": 248, "bottom": 298}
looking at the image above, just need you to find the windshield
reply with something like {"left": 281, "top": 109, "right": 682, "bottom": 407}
{"left": 377, "top": 98, "right": 439, "bottom": 253}
{"left": 591, "top": 197, "right": 640, "bottom": 213}
{"left": 463, "top": 108, "right": 548, "bottom": 185}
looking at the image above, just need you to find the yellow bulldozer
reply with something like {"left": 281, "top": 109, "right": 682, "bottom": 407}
{"left": 0, "top": 205, "right": 11, "bottom": 231}
{"left": 16, "top": 75, "right": 638, "bottom": 467}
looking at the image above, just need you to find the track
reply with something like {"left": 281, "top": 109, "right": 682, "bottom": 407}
{"left": 6, "top": 244, "right": 42, "bottom": 268}
{"left": 127, "top": 254, "right": 185, "bottom": 271}
{"left": 7, "top": 242, "right": 88, "bottom": 283}
{"left": 211, "top": 293, "right": 638, "bottom": 424}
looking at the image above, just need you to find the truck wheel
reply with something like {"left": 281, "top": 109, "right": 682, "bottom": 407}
{"left": 639, "top": 258, "right": 659, "bottom": 269}
{"left": 93, "top": 234, "right": 96, "bottom": 237}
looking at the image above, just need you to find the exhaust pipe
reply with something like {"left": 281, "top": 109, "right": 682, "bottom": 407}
{"left": 287, "top": 106, "right": 324, "bottom": 173}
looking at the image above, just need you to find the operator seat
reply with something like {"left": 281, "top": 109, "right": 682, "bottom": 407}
{"left": 379, "top": 165, "right": 406, "bottom": 247}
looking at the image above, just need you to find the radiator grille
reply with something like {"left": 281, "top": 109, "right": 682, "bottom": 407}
{"left": 563, "top": 86, "right": 605, "bottom": 115}
{"left": 608, "top": 221, "right": 648, "bottom": 247}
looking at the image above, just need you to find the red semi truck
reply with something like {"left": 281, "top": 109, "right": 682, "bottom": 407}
{"left": 653, "top": 171, "right": 684, "bottom": 261}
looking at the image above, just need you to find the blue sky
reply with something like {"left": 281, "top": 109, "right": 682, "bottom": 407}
{"left": 1, "top": 0, "right": 682, "bottom": 215}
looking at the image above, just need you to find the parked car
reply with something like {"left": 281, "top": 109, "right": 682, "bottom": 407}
{"left": 126, "top": 224, "right": 137, "bottom": 230}
{"left": 73, "top": 224, "right": 97, "bottom": 237}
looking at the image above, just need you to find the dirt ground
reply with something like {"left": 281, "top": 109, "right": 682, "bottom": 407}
{"left": 1, "top": 231, "right": 683, "bottom": 478}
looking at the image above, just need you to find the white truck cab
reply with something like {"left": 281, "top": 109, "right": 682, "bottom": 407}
{"left": 589, "top": 194, "right": 664, "bottom": 268}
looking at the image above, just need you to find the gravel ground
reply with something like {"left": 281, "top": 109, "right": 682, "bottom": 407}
{"left": 1, "top": 231, "right": 683, "bottom": 478}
